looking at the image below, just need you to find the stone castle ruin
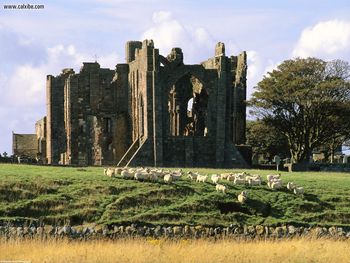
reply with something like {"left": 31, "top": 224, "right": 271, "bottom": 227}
{"left": 13, "top": 40, "right": 251, "bottom": 167}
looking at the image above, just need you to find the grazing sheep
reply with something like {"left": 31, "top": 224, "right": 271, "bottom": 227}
{"left": 227, "top": 175, "right": 236, "bottom": 181}
{"left": 114, "top": 167, "right": 123, "bottom": 175}
{"left": 152, "top": 169, "right": 165, "bottom": 178}
{"left": 211, "top": 174, "right": 220, "bottom": 184}
{"left": 134, "top": 171, "right": 149, "bottom": 181}
{"left": 103, "top": 168, "right": 107, "bottom": 176}
{"left": 246, "top": 174, "right": 261, "bottom": 181}
{"left": 294, "top": 187, "right": 304, "bottom": 196}
{"left": 164, "top": 174, "right": 173, "bottom": 183}
{"left": 188, "top": 171, "right": 198, "bottom": 181}
{"left": 216, "top": 184, "right": 227, "bottom": 194}
{"left": 238, "top": 191, "right": 248, "bottom": 204}
{"left": 247, "top": 177, "right": 261, "bottom": 186}
{"left": 233, "top": 172, "right": 246, "bottom": 179}
{"left": 173, "top": 169, "right": 183, "bottom": 174}
{"left": 121, "top": 170, "right": 134, "bottom": 179}
{"left": 287, "top": 182, "right": 296, "bottom": 191}
{"left": 105, "top": 168, "right": 115, "bottom": 177}
{"left": 234, "top": 177, "right": 246, "bottom": 185}
{"left": 149, "top": 173, "right": 159, "bottom": 182}
{"left": 171, "top": 172, "right": 182, "bottom": 181}
{"left": 196, "top": 175, "right": 208, "bottom": 183}
{"left": 269, "top": 180, "right": 282, "bottom": 190}
{"left": 220, "top": 173, "right": 231, "bottom": 180}
{"left": 267, "top": 174, "right": 281, "bottom": 182}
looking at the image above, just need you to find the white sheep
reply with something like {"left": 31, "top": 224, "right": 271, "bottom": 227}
{"left": 227, "top": 175, "right": 235, "bottom": 181}
{"left": 238, "top": 191, "right": 248, "bottom": 204}
{"left": 267, "top": 174, "right": 281, "bottom": 182}
{"left": 148, "top": 173, "right": 159, "bottom": 182}
{"left": 152, "top": 169, "right": 165, "bottom": 178}
{"left": 196, "top": 175, "right": 208, "bottom": 183}
{"left": 188, "top": 171, "right": 198, "bottom": 181}
{"left": 233, "top": 172, "right": 246, "bottom": 179}
{"left": 234, "top": 177, "right": 246, "bottom": 185}
{"left": 220, "top": 173, "right": 231, "bottom": 180}
{"left": 171, "top": 172, "right": 182, "bottom": 181}
{"left": 287, "top": 182, "right": 296, "bottom": 191}
{"left": 211, "top": 174, "right": 220, "bottom": 184}
{"left": 105, "top": 168, "right": 115, "bottom": 177}
{"left": 103, "top": 168, "right": 107, "bottom": 176}
{"left": 134, "top": 171, "right": 149, "bottom": 181}
{"left": 173, "top": 169, "right": 183, "bottom": 174}
{"left": 121, "top": 170, "right": 134, "bottom": 179}
{"left": 114, "top": 167, "right": 123, "bottom": 175}
{"left": 247, "top": 177, "right": 261, "bottom": 186}
{"left": 216, "top": 184, "right": 227, "bottom": 194}
{"left": 294, "top": 187, "right": 304, "bottom": 196}
{"left": 246, "top": 174, "right": 261, "bottom": 181}
{"left": 164, "top": 174, "right": 173, "bottom": 183}
{"left": 269, "top": 180, "right": 282, "bottom": 190}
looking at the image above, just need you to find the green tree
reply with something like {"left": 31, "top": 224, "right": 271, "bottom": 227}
{"left": 246, "top": 120, "right": 289, "bottom": 163}
{"left": 250, "top": 58, "right": 350, "bottom": 164}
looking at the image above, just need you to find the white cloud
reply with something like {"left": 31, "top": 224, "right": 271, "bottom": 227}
{"left": 2, "top": 43, "right": 121, "bottom": 108}
{"left": 142, "top": 11, "right": 215, "bottom": 63}
{"left": 3, "top": 44, "right": 83, "bottom": 107}
{"left": 246, "top": 50, "right": 280, "bottom": 98}
{"left": 293, "top": 20, "right": 350, "bottom": 59}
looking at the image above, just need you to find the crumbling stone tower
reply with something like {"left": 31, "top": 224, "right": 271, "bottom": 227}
{"left": 117, "top": 40, "right": 249, "bottom": 167}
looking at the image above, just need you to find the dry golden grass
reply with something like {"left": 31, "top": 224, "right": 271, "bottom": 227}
{"left": 1, "top": 238, "right": 349, "bottom": 263}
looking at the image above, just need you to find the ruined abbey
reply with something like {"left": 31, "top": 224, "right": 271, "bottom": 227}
{"left": 13, "top": 40, "right": 251, "bottom": 167}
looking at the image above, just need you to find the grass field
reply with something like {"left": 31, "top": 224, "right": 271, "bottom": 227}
{"left": 0, "top": 164, "right": 350, "bottom": 226}
{"left": 1, "top": 238, "right": 350, "bottom": 263}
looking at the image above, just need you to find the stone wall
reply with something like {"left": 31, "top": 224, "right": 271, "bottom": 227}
{"left": 35, "top": 117, "right": 47, "bottom": 163}
{"left": 12, "top": 133, "right": 37, "bottom": 158}
{"left": 1, "top": 223, "right": 349, "bottom": 240}
{"left": 45, "top": 63, "right": 130, "bottom": 166}
{"left": 46, "top": 69, "right": 75, "bottom": 164}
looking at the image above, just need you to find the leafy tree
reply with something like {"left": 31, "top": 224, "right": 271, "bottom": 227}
{"left": 250, "top": 58, "right": 350, "bottom": 164}
{"left": 246, "top": 120, "right": 289, "bottom": 162}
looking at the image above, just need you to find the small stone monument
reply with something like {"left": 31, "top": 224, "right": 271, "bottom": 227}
{"left": 273, "top": 155, "right": 281, "bottom": 171}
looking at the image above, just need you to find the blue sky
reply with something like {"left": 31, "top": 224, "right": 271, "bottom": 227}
{"left": 0, "top": 0, "right": 350, "bottom": 154}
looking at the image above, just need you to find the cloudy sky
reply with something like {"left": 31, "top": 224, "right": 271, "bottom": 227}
{"left": 0, "top": 0, "right": 350, "bottom": 154}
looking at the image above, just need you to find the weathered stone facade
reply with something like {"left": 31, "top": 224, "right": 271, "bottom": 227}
{"left": 12, "top": 133, "right": 37, "bottom": 159}
{"left": 35, "top": 117, "right": 46, "bottom": 162}
{"left": 26, "top": 40, "right": 250, "bottom": 167}
{"left": 117, "top": 40, "right": 250, "bottom": 167}
{"left": 45, "top": 64, "right": 129, "bottom": 165}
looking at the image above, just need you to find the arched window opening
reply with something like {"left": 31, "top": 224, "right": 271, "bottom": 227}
{"left": 108, "top": 143, "right": 113, "bottom": 151}
{"left": 168, "top": 74, "right": 208, "bottom": 137}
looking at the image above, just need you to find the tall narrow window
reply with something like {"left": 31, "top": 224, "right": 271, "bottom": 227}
{"left": 168, "top": 74, "right": 208, "bottom": 137}
{"left": 105, "top": 118, "right": 112, "bottom": 133}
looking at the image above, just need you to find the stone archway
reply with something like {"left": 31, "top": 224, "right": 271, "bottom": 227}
{"left": 167, "top": 74, "right": 208, "bottom": 136}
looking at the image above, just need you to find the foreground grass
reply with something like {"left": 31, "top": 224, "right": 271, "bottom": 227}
{"left": 1, "top": 238, "right": 350, "bottom": 263}
{"left": 0, "top": 164, "right": 350, "bottom": 226}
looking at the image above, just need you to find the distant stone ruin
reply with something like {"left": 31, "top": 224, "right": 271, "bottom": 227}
{"left": 13, "top": 40, "right": 251, "bottom": 167}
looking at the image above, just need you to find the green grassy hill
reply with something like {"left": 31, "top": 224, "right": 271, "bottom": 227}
{"left": 0, "top": 164, "right": 350, "bottom": 227}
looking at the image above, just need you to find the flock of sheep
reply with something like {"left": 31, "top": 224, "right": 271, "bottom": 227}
{"left": 103, "top": 167, "right": 304, "bottom": 204}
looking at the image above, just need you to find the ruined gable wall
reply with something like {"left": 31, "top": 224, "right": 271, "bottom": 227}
{"left": 35, "top": 117, "right": 46, "bottom": 162}
{"left": 63, "top": 63, "right": 117, "bottom": 165}
{"left": 46, "top": 69, "right": 74, "bottom": 164}
{"left": 12, "top": 134, "right": 37, "bottom": 158}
